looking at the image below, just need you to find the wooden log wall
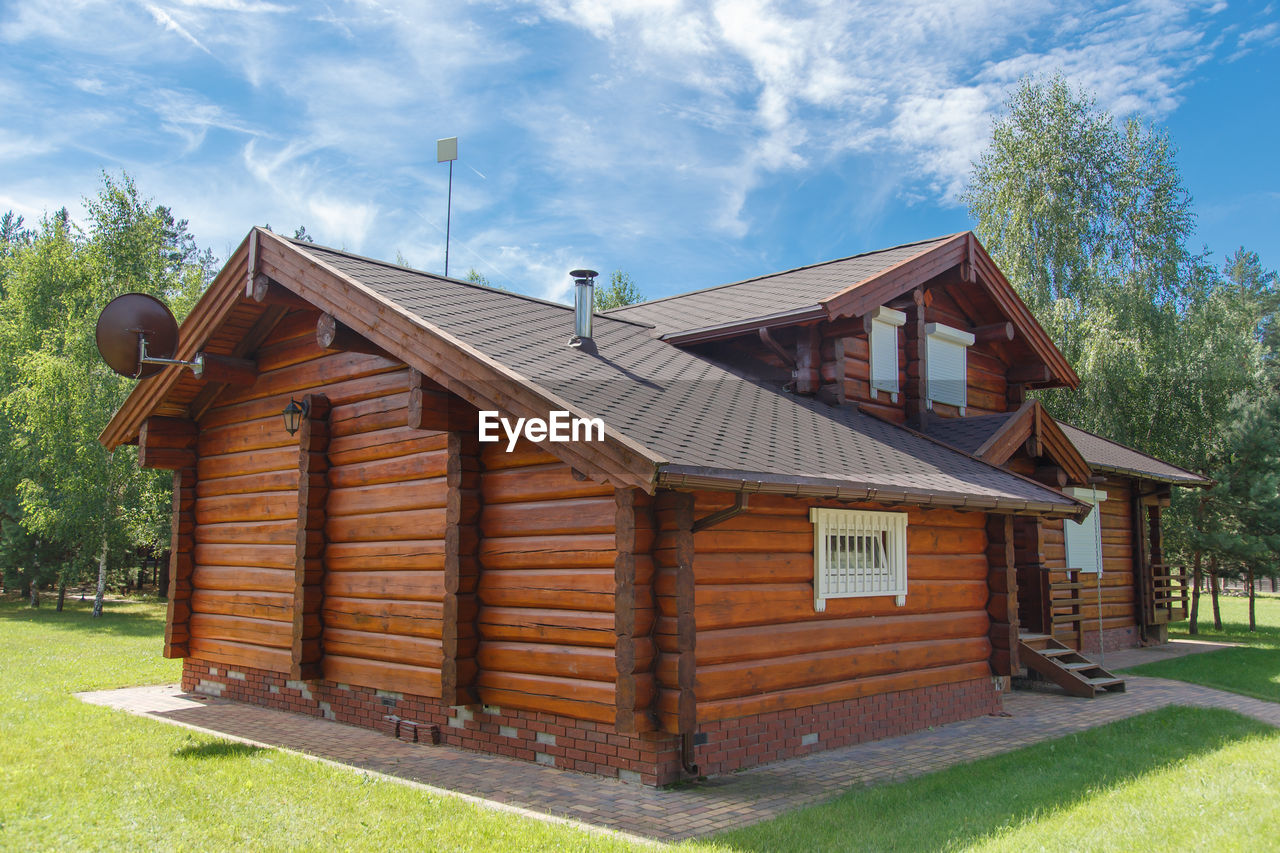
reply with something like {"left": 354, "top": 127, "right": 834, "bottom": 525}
{"left": 652, "top": 491, "right": 695, "bottom": 734}
{"left": 985, "top": 515, "right": 1018, "bottom": 675}
{"left": 614, "top": 488, "right": 657, "bottom": 734}
{"left": 1043, "top": 477, "right": 1137, "bottom": 635}
{"left": 475, "top": 439, "right": 621, "bottom": 724}
{"left": 164, "top": 465, "right": 196, "bottom": 658}
{"left": 924, "top": 287, "right": 1009, "bottom": 417}
{"left": 188, "top": 308, "right": 406, "bottom": 676}
{"left": 291, "top": 394, "right": 329, "bottom": 680}
{"left": 668, "top": 493, "right": 992, "bottom": 726}
{"left": 441, "top": 431, "right": 481, "bottom": 706}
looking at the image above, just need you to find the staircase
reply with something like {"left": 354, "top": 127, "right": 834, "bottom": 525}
{"left": 1018, "top": 633, "right": 1126, "bottom": 698}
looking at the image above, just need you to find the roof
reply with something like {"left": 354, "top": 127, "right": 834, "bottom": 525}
{"left": 1058, "top": 423, "right": 1210, "bottom": 486}
{"left": 605, "top": 235, "right": 953, "bottom": 338}
{"left": 297, "top": 241, "right": 1082, "bottom": 514}
{"left": 921, "top": 414, "right": 1011, "bottom": 456}
{"left": 923, "top": 408, "right": 1209, "bottom": 487}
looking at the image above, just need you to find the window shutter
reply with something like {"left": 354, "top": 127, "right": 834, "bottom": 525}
{"left": 809, "top": 507, "right": 908, "bottom": 611}
{"left": 925, "top": 323, "right": 974, "bottom": 411}
{"left": 869, "top": 306, "right": 905, "bottom": 396}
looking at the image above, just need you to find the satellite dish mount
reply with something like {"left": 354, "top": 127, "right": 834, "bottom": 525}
{"left": 96, "top": 293, "right": 256, "bottom": 385}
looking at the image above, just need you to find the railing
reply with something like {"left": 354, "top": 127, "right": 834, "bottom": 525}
{"left": 1149, "top": 563, "right": 1189, "bottom": 624}
{"left": 1043, "top": 568, "right": 1092, "bottom": 650}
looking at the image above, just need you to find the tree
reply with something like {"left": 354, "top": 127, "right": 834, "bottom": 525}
{"left": 465, "top": 268, "right": 491, "bottom": 287}
{"left": 0, "top": 174, "right": 208, "bottom": 615}
{"left": 965, "top": 76, "right": 1272, "bottom": 605}
{"left": 1198, "top": 394, "right": 1280, "bottom": 631}
{"left": 595, "top": 271, "right": 642, "bottom": 311}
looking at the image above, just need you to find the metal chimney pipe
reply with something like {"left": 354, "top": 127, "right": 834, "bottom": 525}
{"left": 569, "top": 269, "right": 598, "bottom": 348}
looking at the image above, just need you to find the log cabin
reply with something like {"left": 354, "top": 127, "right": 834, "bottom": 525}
{"left": 101, "top": 228, "right": 1208, "bottom": 785}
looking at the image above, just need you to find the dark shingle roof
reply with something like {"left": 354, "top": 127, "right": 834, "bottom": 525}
{"left": 605, "top": 235, "right": 954, "bottom": 337}
{"left": 1058, "top": 423, "right": 1209, "bottom": 486}
{"left": 921, "top": 414, "right": 1014, "bottom": 456}
{"left": 297, "top": 242, "right": 1079, "bottom": 513}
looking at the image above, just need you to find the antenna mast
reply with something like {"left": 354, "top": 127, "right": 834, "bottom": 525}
{"left": 437, "top": 136, "right": 458, "bottom": 277}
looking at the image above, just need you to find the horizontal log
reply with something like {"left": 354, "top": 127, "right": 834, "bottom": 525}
{"left": 481, "top": 463, "right": 613, "bottom": 504}
{"left": 325, "top": 478, "right": 448, "bottom": 518}
{"left": 327, "top": 431, "right": 451, "bottom": 468}
{"left": 323, "top": 603, "right": 443, "bottom": 640}
{"left": 317, "top": 312, "right": 390, "bottom": 357}
{"left": 216, "top": 350, "right": 401, "bottom": 408}
{"left": 687, "top": 637, "right": 989, "bottom": 701}
{"left": 477, "top": 606, "right": 616, "bottom": 648}
{"left": 188, "top": 636, "right": 291, "bottom": 673}
{"left": 195, "top": 519, "right": 295, "bottom": 546}
{"left": 196, "top": 469, "right": 297, "bottom": 499}
{"left": 140, "top": 446, "right": 195, "bottom": 470}
{"left": 475, "top": 671, "right": 617, "bottom": 719}
{"left": 323, "top": 628, "right": 443, "bottom": 667}
{"left": 191, "top": 588, "right": 293, "bottom": 621}
{"left": 197, "top": 447, "right": 294, "bottom": 481}
{"left": 476, "top": 686, "right": 615, "bottom": 725}
{"left": 692, "top": 661, "right": 992, "bottom": 725}
{"left": 323, "top": 539, "right": 445, "bottom": 571}
{"left": 199, "top": 416, "right": 294, "bottom": 457}
{"left": 194, "top": 543, "right": 295, "bottom": 571}
{"left": 189, "top": 612, "right": 292, "bottom": 648}
{"left": 200, "top": 368, "right": 408, "bottom": 431}
{"left": 253, "top": 276, "right": 313, "bottom": 310}
{"left": 327, "top": 447, "right": 447, "bottom": 488}
{"left": 478, "top": 641, "right": 619, "bottom": 682}
{"left": 196, "top": 492, "right": 297, "bottom": 525}
{"left": 694, "top": 610, "right": 988, "bottom": 666}
{"left": 693, "top": 579, "right": 988, "bottom": 630}
{"left": 197, "top": 353, "right": 258, "bottom": 386}
{"left": 478, "top": 533, "right": 616, "bottom": 570}
{"left": 478, "top": 569, "right": 614, "bottom": 612}
{"left": 480, "top": 498, "right": 616, "bottom": 538}
{"left": 324, "top": 570, "right": 445, "bottom": 601}
{"left": 323, "top": 655, "right": 441, "bottom": 698}
{"left": 325, "top": 508, "right": 446, "bottom": 543}
{"left": 192, "top": 565, "right": 292, "bottom": 593}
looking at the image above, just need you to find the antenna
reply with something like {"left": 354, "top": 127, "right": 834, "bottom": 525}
{"left": 437, "top": 136, "right": 458, "bottom": 278}
{"left": 95, "top": 292, "right": 233, "bottom": 380}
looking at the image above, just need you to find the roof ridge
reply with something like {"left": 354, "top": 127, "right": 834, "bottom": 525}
{"left": 603, "top": 232, "right": 965, "bottom": 316}
{"left": 290, "top": 238, "right": 656, "bottom": 330}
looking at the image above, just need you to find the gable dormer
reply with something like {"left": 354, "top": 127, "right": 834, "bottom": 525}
{"left": 609, "top": 232, "right": 1077, "bottom": 429}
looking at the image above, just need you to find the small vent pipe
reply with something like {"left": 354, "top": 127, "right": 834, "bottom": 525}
{"left": 569, "top": 269, "right": 598, "bottom": 349}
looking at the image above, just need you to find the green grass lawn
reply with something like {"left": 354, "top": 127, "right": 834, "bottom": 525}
{"left": 1120, "top": 593, "right": 1280, "bottom": 703}
{"left": 702, "top": 705, "right": 1280, "bottom": 853}
{"left": 0, "top": 598, "right": 647, "bottom": 852}
{"left": 3, "top": 597, "right": 1279, "bottom": 852}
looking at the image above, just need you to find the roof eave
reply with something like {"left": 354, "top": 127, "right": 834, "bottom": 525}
{"left": 1088, "top": 463, "right": 1213, "bottom": 488}
{"left": 655, "top": 466, "right": 1087, "bottom": 519}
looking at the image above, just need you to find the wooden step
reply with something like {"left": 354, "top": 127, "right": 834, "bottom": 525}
{"left": 1016, "top": 635, "right": 1126, "bottom": 698}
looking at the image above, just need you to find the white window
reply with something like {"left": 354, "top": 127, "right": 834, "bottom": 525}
{"left": 1063, "top": 487, "right": 1108, "bottom": 574}
{"left": 809, "top": 508, "right": 908, "bottom": 611}
{"left": 926, "top": 322, "right": 975, "bottom": 413}
{"left": 869, "top": 306, "right": 906, "bottom": 401}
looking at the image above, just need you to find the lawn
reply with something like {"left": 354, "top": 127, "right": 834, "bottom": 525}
{"left": 3, "top": 597, "right": 1279, "bottom": 852}
{"left": 1120, "top": 593, "right": 1280, "bottom": 703}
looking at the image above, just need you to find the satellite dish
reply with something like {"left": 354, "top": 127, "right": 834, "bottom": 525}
{"left": 96, "top": 293, "right": 181, "bottom": 379}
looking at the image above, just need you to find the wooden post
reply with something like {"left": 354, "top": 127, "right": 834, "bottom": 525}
{"left": 291, "top": 393, "right": 329, "bottom": 680}
{"left": 904, "top": 288, "right": 928, "bottom": 429}
{"left": 985, "top": 514, "right": 1019, "bottom": 675}
{"left": 163, "top": 466, "right": 195, "bottom": 659}
{"left": 673, "top": 492, "right": 697, "bottom": 735}
{"left": 615, "top": 488, "right": 640, "bottom": 733}
{"left": 794, "top": 325, "right": 821, "bottom": 395}
{"left": 1131, "top": 487, "right": 1152, "bottom": 639}
{"left": 441, "top": 429, "right": 481, "bottom": 707}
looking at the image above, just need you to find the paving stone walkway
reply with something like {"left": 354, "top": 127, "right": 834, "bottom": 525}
{"left": 77, "top": 641, "right": 1278, "bottom": 844}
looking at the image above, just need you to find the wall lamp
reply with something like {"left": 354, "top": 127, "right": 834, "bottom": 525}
{"left": 282, "top": 397, "right": 309, "bottom": 436}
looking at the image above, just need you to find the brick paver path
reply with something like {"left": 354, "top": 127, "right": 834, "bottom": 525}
{"left": 78, "top": 654, "right": 1279, "bottom": 842}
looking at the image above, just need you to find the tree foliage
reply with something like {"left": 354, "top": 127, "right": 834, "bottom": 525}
{"left": 594, "top": 270, "right": 643, "bottom": 311}
{"left": 0, "top": 173, "right": 211, "bottom": 613}
{"left": 965, "top": 75, "right": 1278, "bottom": 588}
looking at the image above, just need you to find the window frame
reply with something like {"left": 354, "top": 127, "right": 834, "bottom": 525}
{"left": 868, "top": 306, "right": 906, "bottom": 401}
{"left": 1063, "top": 487, "right": 1109, "bottom": 574}
{"left": 925, "top": 322, "right": 975, "bottom": 414}
{"left": 809, "top": 507, "right": 909, "bottom": 611}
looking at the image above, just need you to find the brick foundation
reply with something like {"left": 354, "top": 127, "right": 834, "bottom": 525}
{"left": 182, "top": 658, "right": 1003, "bottom": 785}
{"left": 1080, "top": 624, "right": 1140, "bottom": 655}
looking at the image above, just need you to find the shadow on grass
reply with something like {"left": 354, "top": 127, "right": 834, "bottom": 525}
{"left": 709, "top": 706, "right": 1275, "bottom": 853}
{"left": 0, "top": 597, "right": 167, "bottom": 638}
{"left": 173, "top": 741, "right": 266, "bottom": 761}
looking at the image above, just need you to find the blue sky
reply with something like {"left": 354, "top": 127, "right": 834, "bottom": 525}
{"left": 2, "top": 1, "right": 1277, "bottom": 304}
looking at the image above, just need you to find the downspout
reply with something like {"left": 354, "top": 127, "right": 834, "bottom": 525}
{"left": 679, "top": 491, "right": 751, "bottom": 777}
